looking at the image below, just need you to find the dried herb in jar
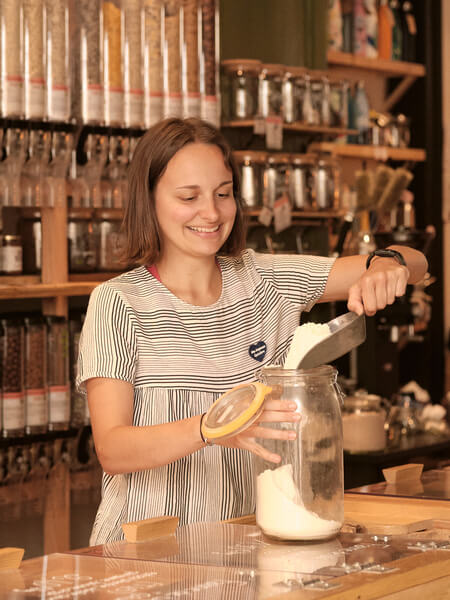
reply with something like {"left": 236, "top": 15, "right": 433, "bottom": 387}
{"left": 143, "top": 0, "right": 163, "bottom": 125}
{"left": 23, "top": 0, "right": 45, "bottom": 119}
{"left": 201, "top": 0, "right": 216, "bottom": 97}
{"left": 183, "top": 0, "right": 199, "bottom": 95}
{"left": 46, "top": 0, "right": 70, "bottom": 121}
{"left": 165, "top": 0, "right": 182, "bottom": 96}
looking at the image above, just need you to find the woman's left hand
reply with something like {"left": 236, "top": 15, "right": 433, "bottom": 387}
{"left": 347, "top": 259, "right": 410, "bottom": 316}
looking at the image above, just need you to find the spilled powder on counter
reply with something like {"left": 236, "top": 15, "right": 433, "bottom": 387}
{"left": 256, "top": 464, "right": 340, "bottom": 540}
{"left": 284, "top": 322, "right": 330, "bottom": 370}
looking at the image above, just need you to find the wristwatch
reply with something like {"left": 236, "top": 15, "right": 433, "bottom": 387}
{"left": 366, "top": 248, "right": 407, "bottom": 270}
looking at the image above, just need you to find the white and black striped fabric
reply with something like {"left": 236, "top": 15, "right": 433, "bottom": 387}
{"left": 77, "top": 249, "right": 335, "bottom": 544}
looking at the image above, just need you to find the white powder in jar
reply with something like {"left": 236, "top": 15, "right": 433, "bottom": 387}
{"left": 256, "top": 464, "right": 340, "bottom": 540}
{"left": 284, "top": 322, "right": 330, "bottom": 370}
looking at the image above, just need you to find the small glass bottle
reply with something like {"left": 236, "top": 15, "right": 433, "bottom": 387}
{"left": 24, "top": 316, "right": 48, "bottom": 435}
{"left": 46, "top": 316, "right": 70, "bottom": 431}
{"left": 1, "top": 318, "right": 25, "bottom": 438}
{"left": 1, "top": 235, "right": 23, "bottom": 275}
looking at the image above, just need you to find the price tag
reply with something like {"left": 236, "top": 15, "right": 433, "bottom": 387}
{"left": 253, "top": 115, "right": 265, "bottom": 135}
{"left": 258, "top": 205, "right": 273, "bottom": 227}
{"left": 265, "top": 115, "right": 283, "bottom": 149}
{"left": 406, "top": 14, "right": 417, "bottom": 35}
{"left": 273, "top": 195, "right": 292, "bottom": 233}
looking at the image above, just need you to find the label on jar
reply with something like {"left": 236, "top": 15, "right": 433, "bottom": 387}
{"left": 253, "top": 116, "right": 265, "bottom": 135}
{"left": 183, "top": 93, "right": 201, "bottom": 119}
{"left": 49, "top": 385, "right": 70, "bottom": 424}
{"left": 147, "top": 93, "right": 164, "bottom": 126}
{"left": 108, "top": 89, "right": 125, "bottom": 126}
{"left": 27, "top": 79, "right": 46, "bottom": 119}
{"left": 5, "top": 76, "right": 24, "bottom": 116}
{"left": 265, "top": 116, "right": 283, "bottom": 150}
{"left": 26, "top": 389, "right": 48, "bottom": 427}
{"left": 165, "top": 93, "right": 183, "bottom": 119}
{"left": 2, "top": 246, "right": 22, "bottom": 274}
{"left": 201, "top": 95, "right": 219, "bottom": 127}
{"left": 49, "top": 86, "right": 70, "bottom": 121}
{"left": 127, "top": 89, "right": 145, "bottom": 127}
{"left": 273, "top": 195, "right": 292, "bottom": 233}
{"left": 258, "top": 206, "right": 273, "bottom": 227}
{"left": 3, "top": 392, "right": 25, "bottom": 431}
{"left": 86, "top": 85, "right": 104, "bottom": 124}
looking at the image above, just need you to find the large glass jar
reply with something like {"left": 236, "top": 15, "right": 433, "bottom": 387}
{"left": 200, "top": 0, "right": 219, "bottom": 127}
{"left": 164, "top": 0, "right": 183, "bottom": 119}
{"left": 182, "top": 0, "right": 200, "bottom": 118}
{"left": 46, "top": 316, "right": 70, "bottom": 431}
{"left": 342, "top": 394, "right": 387, "bottom": 453}
{"left": 96, "top": 209, "right": 126, "bottom": 271}
{"left": 222, "top": 59, "right": 260, "bottom": 121}
{"left": 67, "top": 209, "right": 99, "bottom": 272}
{"left": 1, "top": 317, "right": 25, "bottom": 438}
{"left": 23, "top": 0, "right": 46, "bottom": 120}
{"left": 45, "top": 0, "right": 70, "bottom": 121}
{"left": 24, "top": 315, "right": 47, "bottom": 435}
{"left": 103, "top": 0, "right": 125, "bottom": 126}
{"left": 262, "top": 154, "right": 290, "bottom": 209}
{"left": 282, "top": 66, "right": 306, "bottom": 124}
{"left": 289, "top": 154, "right": 315, "bottom": 210}
{"left": 143, "top": 0, "right": 164, "bottom": 126}
{"left": 314, "top": 157, "right": 338, "bottom": 210}
{"left": 255, "top": 366, "right": 344, "bottom": 541}
{"left": 258, "top": 64, "right": 283, "bottom": 118}
{"left": 233, "top": 150, "right": 265, "bottom": 208}
{"left": 124, "top": 0, "right": 144, "bottom": 127}
{"left": 0, "top": 0, "right": 24, "bottom": 118}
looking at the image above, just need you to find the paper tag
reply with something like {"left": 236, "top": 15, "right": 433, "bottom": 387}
{"left": 147, "top": 93, "right": 164, "bottom": 126}
{"left": 5, "top": 77, "right": 23, "bottom": 116}
{"left": 273, "top": 195, "right": 292, "bottom": 233}
{"left": 406, "top": 13, "right": 417, "bottom": 35}
{"left": 373, "top": 146, "right": 389, "bottom": 162}
{"left": 108, "top": 89, "right": 125, "bottom": 125}
{"left": 26, "top": 390, "right": 48, "bottom": 427}
{"left": 3, "top": 392, "right": 25, "bottom": 430}
{"left": 258, "top": 205, "right": 273, "bottom": 227}
{"left": 49, "top": 86, "right": 69, "bottom": 121}
{"left": 265, "top": 116, "right": 283, "bottom": 150}
{"left": 27, "top": 80, "right": 45, "bottom": 119}
{"left": 183, "top": 93, "right": 201, "bottom": 118}
{"left": 253, "top": 115, "right": 266, "bottom": 135}
{"left": 127, "top": 89, "right": 145, "bottom": 126}
{"left": 49, "top": 385, "right": 70, "bottom": 424}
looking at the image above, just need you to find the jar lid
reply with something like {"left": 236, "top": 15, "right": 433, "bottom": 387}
{"left": 3, "top": 234, "right": 21, "bottom": 242}
{"left": 261, "top": 63, "right": 285, "bottom": 77}
{"left": 291, "top": 153, "right": 316, "bottom": 166}
{"left": 233, "top": 150, "right": 267, "bottom": 164}
{"left": 266, "top": 153, "right": 290, "bottom": 165}
{"left": 222, "top": 58, "right": 262, "bottom": 74}
{"left": 284, "top": 65, "right": 307, "bottom": 79}
{"left": 201, "top": 382, "right": 272, "bottom": 441}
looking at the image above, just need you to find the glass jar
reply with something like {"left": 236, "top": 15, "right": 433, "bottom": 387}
{"left": 0, "top": 235, "right": 23, "bottom": 275}
{"left": 262, "top": 154, "right": 290, "bottom": 209}
{"left": 103, "top": 0, "right": 125, "bottom": 126}
{"left": 23, "top": 0, "right": 46, "bottom": 120}
{"left": 200, "top": 0, "right": 219, "bottom": 127}
{"left": 255, "top": 366, "right": 344, "bottom": 541}
{"left": 233, "top": 151, "right": 265, "bottom": 208}
{"left": 282, "top": 66, "right": 305, "bottom": 124}
{"left": 19, "top": 210, "right": 42, "bottom": 274}
{"left": 0, "top": 0, "right": 24, "bottom": 118}
{"left": 310, "top": 72, "right": 329, "bottom": 126}
{"left": 289, "top": 154, "right": 316, "bottom": 210}
{"left": 143, "top": 0, "right": 164, "bottom": 126}
{"left": 163, "top": 0, "right": 182, "bottom": 119}
{"left": 96, "top": 209, "right": 126, "bottom": 271}
{"left": 342, "top": 394, "right": 387, "bottom": 452}
{"left": 314, "top": 157, "right": 338, "bottom": 210}
{"left": 45, "top": 0, "right": 70, "bottom": 121}
{"left": 182, "top": 0, "right": 201, "bottom": 119}
{"left": 24, "top": 316, "right": 48, "bottom": 435}
{"left": 387, "top": 114, "right": 411, "bottom": 148}
{"left": 369, "top": 113, "right": 388, "bottom": 146}
{"left": 1, "top": 318, "right": 25, "bottom": 438}
{"left": 68, "top": 209, "right": 99, "bottom": 272}
{"left": 46, "top": 316, "right": 70, "bottom": 431}
{"left": 329, "top": 79, "right": 348, "bottom": 128}
{"left": 222, "top": 59, "right": 260, "bottom": 121}
{"left": 124, "top": 0, "right": 145, "bottom": 127}
{"left": 258, "top": 64, "right": 284, "bottom": 118}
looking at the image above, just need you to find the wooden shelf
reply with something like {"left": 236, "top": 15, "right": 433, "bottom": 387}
{"left": 308, "top": 142, "right": 426, "bottom": 162}
{"left": 327, "top": 50, "right": 426, "bottom": 78}
{"left": 222, "top": 120, "right": 358, "bottom": 137}
{"left": 247, "top": 209, "right": 344, "bottom": 219}
{"left": 0, "top": 281, "right": 102, "bottom": 300}
{"left": 69, "top": 272, "right": 121, "bottom": 282}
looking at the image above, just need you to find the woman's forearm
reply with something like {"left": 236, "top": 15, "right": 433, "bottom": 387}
{"left": 97, "top": 416, "right": 205, "bottom": 475}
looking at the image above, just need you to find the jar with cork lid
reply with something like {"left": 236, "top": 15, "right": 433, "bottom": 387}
{"left": 258, "top": 64, "right": 284, "bottom": 118}
{"left": 1, "top": 317, "right": 25, "bottom": 438}
{"left": 221, "top": 59, "right": 261, "bottom": 121}
{"left": 233, "top": 151, "right": 266, "bottom": 208}
{"left": 24, "top": 315, "right": 48, "bottom": 435}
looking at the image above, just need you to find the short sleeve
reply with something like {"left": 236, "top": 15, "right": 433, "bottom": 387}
{"left": 76, "top": 283, "right": 137, "bottom": 393}
{"left": 251, "top": 250, "right": 336, "bottom": 311}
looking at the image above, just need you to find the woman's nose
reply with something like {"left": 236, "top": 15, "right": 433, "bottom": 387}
{"left": 198, "top": 195, "right": 220, "bottom": 221}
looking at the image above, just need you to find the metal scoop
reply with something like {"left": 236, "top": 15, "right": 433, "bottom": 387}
{"left": 296, "top": 312, "right": 366, "bottom": 370}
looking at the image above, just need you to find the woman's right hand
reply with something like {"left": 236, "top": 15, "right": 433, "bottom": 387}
{"left": 215, "top": 398, "right": 300, "bottom": 463}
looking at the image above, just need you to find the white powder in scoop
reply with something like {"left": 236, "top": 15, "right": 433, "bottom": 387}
{"left": 256, "top": 464, "right": 340, "bottom": 540}
{"left": 284, "top": 322, "right": 330, "bottom": 370}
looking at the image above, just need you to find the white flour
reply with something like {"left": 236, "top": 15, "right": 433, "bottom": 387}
{"left": 284, "top": 322, "right": 330, "bottom": 370}
{"left": 256, "top": 464, "right": 340, "bottom": 540}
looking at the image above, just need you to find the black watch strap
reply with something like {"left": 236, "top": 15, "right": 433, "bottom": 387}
{"left": 366, "top": 249, "right": 407, "bottom": 269}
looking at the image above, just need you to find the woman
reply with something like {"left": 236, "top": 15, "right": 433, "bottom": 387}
{"left": 77, "top": 118, "right": 427, "bottom": 544}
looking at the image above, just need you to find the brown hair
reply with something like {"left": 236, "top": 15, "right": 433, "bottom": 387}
{"left": 123, "top": 117, "right": 247, "bottom": 265}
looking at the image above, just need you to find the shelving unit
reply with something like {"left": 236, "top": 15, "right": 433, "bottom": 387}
{"left": 308, "top": 142, "right": 426, "bottom": 162}
{"left": 0, "top": 281, "right": 101, "bottom": 300}
{"left": 222, "top": 119, "right": 357, "bottom": 138}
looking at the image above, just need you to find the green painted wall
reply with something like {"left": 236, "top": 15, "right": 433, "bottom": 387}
{"left": 219, "top": 0, "right": 327, "bottom": 69}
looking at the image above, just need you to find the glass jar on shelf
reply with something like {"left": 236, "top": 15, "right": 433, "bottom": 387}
{"left": 262, "top": 154, "right": 291, "bottom": 209}
{"left": 258, "top": 64, "right": 284, "bottom": 119}
{"left": 124, "top": 0, "right": 145, "bottom": 127}
{"left": 45, "top": 0, "right": 70, "bottom": 121}
{"left": 23, "top": 0, "right": 46, "bottom": 120}
{"left": 19, "top": 209, "right": 41, "bottom": 274}
{"left": 221, "top": 59, "right": 261, "bottom": 121}
{"left": 46, "top": 316, "right": 70, "bottom": 431}
{"left": 164, "top": 0, "right": 183, "bottom": 119}
{"left": 233, "top": 151, "right": 266, "bottom": 208}
{"left": 342, "top": 393, "right": 387, "bottom": 453}
{"left": 282, "top": 66, "right": 306, "bottom": 124}
{"left": 71, "top": 0, "right": 104, "bottom": 124}
{"left": 329, "top": 78, "right": 348, "bottom": 128}
{"left": 143, "top": 0, "right": 164, "bottom": 126}
{"left": 0, "top": 0, "right": 24, "bottom": 118}
{"left": 182, "top": 0, "right": 201, "bottom": 118}
{"left": 67, "top": 209, "right": 99, "bottom": 273}
{"left": 1, "top": 317, "right": 25, "bottom": 438}
{"left": 24, "top": 315, "right": 48, "bottom": 435}
{"left": 200, "top": 0, "right": 220, "bottom": 127}
{"left": 289, "top": 154, "right": 316, "bottom": 210}
{"left": 0, "top": 234, "right": 23, "bottom": 275}
{"left": 310, "top": 71, "right": 330, "bottom": 126}
{"left": 314, "top": 157, "right": 339, "bottom": 210}
{"left": 95, "top": 209, "right": 126, "bottom": 271}
{"left": 369, "top": 113, "right": 388, "bottom": 146}
{"left": 103, "top": 0, "right": 125, "bottom": 126}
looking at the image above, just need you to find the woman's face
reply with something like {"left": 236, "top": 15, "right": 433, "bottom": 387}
{"left": 154, "top": 142, "right": 237, "bottom": 262}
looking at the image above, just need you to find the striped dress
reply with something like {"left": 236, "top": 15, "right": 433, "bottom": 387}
{"left": 77, "top": 249, "right": 335, "bottom": 544}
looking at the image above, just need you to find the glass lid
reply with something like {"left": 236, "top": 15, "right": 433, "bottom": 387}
{"left": 201, "top": 382, "right": 272, "bottom": 441}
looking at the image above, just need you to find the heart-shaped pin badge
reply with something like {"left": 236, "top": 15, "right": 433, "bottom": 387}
{"left": 249, "top": 341, "right": 267, "bottom": 362}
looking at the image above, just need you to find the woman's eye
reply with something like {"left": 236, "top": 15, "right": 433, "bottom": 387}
{"left": 179, "top": 196, "right": 196, "bottom": 201}
{"left": 217, "top": 192, "right": 231, "bottom": 198}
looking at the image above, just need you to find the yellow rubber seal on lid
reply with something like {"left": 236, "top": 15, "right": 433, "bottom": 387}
{"left": 201, "top": 382, "right": 272, "bottom": 441}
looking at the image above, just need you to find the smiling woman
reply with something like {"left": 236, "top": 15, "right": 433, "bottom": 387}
{"left": 76, "top": 117, "right": 427, "bottom": 545}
